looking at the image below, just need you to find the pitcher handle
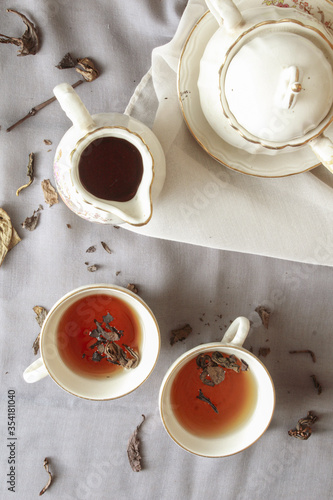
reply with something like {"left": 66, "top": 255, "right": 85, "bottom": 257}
{"left": 310, "top": 134, "right": 333, "bottom": 174}
{"left": 23, "top": 357, "right": 49, "bottom": 383}
{"left": 221, "top": 316, "right": 250, "bottom": 346}
{"left": 53, "top": 83, "right": 96, "bottom": 132}
{"left": 206, "top": 0, "right": 243, "bottom": 31}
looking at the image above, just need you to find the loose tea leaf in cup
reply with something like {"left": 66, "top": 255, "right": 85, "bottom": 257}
{"left": 171, "top": 351, "right": 256, "bottom": 436}
{"left": 57, "top": 294, "right": 141, "bottom": 377}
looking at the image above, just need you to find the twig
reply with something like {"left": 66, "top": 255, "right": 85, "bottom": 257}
{"left": 39, "top": 457, "right": 52, "bottom": 495}
{"left": 289, "top": 349, "right": 316, "bottom": 363}
{"left": 6, "top": 80, "right": 84, "bottom": 132}
{"left": 16, "top": 152, "right": 34, "bottom": 195}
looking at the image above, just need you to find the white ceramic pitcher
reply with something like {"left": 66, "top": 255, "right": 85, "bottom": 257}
{"left": 53, "top": 83, "right": 166, "bottom": 225}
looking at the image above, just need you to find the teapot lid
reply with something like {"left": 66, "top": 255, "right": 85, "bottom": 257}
{"left": 222, "top": 30, "right": 333, "bottom": 145}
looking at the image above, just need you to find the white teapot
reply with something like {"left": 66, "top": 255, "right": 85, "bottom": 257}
{"left": 198, "top": 0, "right": 333, "bottom": 173}
{"left": 53, "top": 83, "right": 165, "bottom": 225}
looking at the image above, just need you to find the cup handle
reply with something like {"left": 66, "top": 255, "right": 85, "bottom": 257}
{"left": 205, "top": 0, "right": 243, "bottom": 31}
{"left": 309, "top": 134, "right": 333, "bottom": 174}
{"left": 53, "top": 83, "right": 96, "bottom": 132}
{"left": 221, "top": 316, "right": 250, "bottom": 346}
{"left": 23, "top": 357, "right": 49, "bottom": 383}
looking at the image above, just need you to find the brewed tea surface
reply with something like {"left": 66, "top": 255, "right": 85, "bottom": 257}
{"left": 78, "top": 137, "right": 143, "bottom": 202}
{"left": 171, "top": 353, "right": 257, "bottom": 437}
{"left": 57, "top": 294, "right": 141, "bottom": 378}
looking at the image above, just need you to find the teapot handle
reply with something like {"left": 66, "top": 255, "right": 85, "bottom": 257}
{"left": 310, "top": 134, "right": 333, "bottom": 174}
{"left": 53, "top": 83, "right": 96, "bottom": 132}
{"left": 206, "top": 0, "right": 243, "bottom": 31}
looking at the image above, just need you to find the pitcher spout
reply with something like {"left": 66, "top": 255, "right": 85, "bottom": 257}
{"left": 106, "top": 190, "right": 154, "bottom": 226}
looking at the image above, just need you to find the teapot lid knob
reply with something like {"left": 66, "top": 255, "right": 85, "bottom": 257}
{"left": 222, "top": 30, "right": 333, "bottom": 144}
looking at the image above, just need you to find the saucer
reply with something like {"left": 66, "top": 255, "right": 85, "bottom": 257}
{"left": 178, "top": 5, "right": 333, "bottom": 177}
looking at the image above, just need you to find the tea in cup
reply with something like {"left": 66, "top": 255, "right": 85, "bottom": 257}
{"left": 159, "top": 317, "right": 275, "bottom": 457}
{"left": 23, "top": 284, "right": 160, "bottom": 400}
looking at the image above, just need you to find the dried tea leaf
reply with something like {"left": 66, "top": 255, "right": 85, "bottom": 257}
{"left": 211, "top": 351, "right": 240, "bottom": 372}
{"left": 33, "top": 306, "right": 48, "bottom": 332}
{"left": 87, "top": 264, "right": 98, "bottom": 272}
{"left": 0, "top": 208, "right": 13, "bottom": 266}
{"left": 21, "top": 210, "right": 40, "bottom": 231}
{"left": 101, "top": 241, "right": 112, "bottom": 254}
{"left": 289, "top": 349, "right": 316, "bottom": 363}
{"left": 103, "top": 312, "right": 114, "bottom": 326}
{"left": 240, "top": 359, "right": 249, "bottom": 371}
{"left": 16, "top": 152, "right": 35, "bottom": 196}
{"left": 206, "top": 365, "right": 225, "bottom": 385}
{"left": 75, "top": 57, "right": 100, "bottom": 82}
{"left": 32, "top": 306, "right": 48, "bottom": 355}
{"left": 0, "top": 9, "right": 39, "bottom": 56}
{"left": 86, "top": 245, "right": 96, "bottom": 253}
{"left": 196, "top": 353, "right": 214, "bottom": 369}
{"left": 123, "top": 344, "right": 140, "bottom": 369}
{"left": 56, "top": 52, "right": 76, "bottom": 69}
{"left": 0, "top": 209, "right": 21, "bottom": 266}
{"left": 92, "top": 351, "right": 102, "bottom": 362}
{"left": 200, "top": 367, "right": 215, "bottom": 386}
{"left": 39, "top": 457, "right": 52, "bottom": 495}
{"left": 258, "top": 347, "right": 271, "bottom": 357}
{"left": 41, "top": 179, "right": 58, "bottom": 207}
{"left": 170, "top": 324, "right": 192, "bottom": 345}
{"left": 288, "top": 411, "right": 318, "bottom": 440}
{"left": 32, "top": 333, "right": 41, "bottom": 356}
{"left": 197, "top": 389, "right": 218, "bottom": 413}
{"left": 310, "top": 374, "right": 322, "bottom": 395}
{"left": 127, "top": 415, "right": 145, "bottom": 472}
{"left": 255, "top": 306, "right": 271, "bottom": 329}
{"left": 127, "top": 283, "right": 138, "bottom": 294}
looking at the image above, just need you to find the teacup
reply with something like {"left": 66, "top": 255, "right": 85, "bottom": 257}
{"left": 159, "top": 317, "right": 275, "bottom": 457}
{"left": 23, "top": 284, "right": 160, "bottom": 400}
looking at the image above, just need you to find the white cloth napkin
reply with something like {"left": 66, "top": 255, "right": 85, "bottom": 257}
{"left": 125, "top": 0, "right": 333, "bottom": 267}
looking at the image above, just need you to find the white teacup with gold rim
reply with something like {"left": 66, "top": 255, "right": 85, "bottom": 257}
{"left": 23, "top": 284, "right": 160, "bottom": 400}
{"left": 159, "top": 317, "right": 275, "bottom": 457}
{"left": 53, "top": 83, "right": 166, "bottom": 225}
{"left": 198, "top": 0, "right": 333, "bottom": 173}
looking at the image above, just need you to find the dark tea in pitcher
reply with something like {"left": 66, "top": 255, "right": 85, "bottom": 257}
{"left": 170, "top": 351, "right": 257, "bottom": 437}
{"left": 57, "top": 293, "right": 141, "bottom": 378}
{"left": 78, "top": 136, "right": 144, "bottom": 202}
